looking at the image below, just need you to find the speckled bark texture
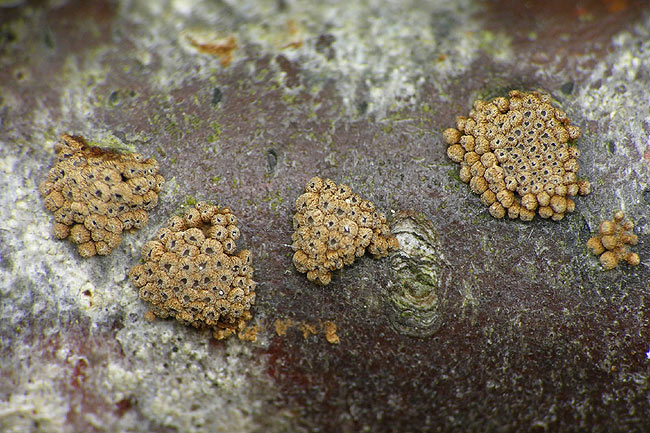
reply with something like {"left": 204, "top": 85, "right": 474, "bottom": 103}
{"left": 1, "top": 1, "right": 649, "bottom": 432}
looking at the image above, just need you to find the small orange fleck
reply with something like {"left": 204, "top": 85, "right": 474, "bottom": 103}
{"left": 300, "top": 322, "right": 318, "bottom": 339}
{"left": 70, "top": 358, "right": 89, "bottom": 388}
{"left": 437, "top": 53, "right": 447, "bottom": 62}
{"left": 284, "top": 40, "right": 304, "bottom": 49}
{"left": 287, "top": 19, "right": 299, "bottom": 35}
{"left": 238, "top": 325, "right": 259, "bottom": 342}
{"left": 144, "top": 311, "right": 156, "bottom": 321}
{"left": 274, "top": 319, "right": 293, "bottom": 336}
{"left": 283, "top": 19, "right": 304, "bottom": 49}
{"left": 575, "top": 5, "right": 590, "bottom": 18}
{"left": 187, "top": 35, "right": 237, "bottom": 66}
{"left": 603, "top": 0, "right": 628, "bottom": 13}
{"left": 213, "top": 327, "right": 234, "bottom": 340}
{"left": 324, "top": 321, "right": 340, "bottom": 344}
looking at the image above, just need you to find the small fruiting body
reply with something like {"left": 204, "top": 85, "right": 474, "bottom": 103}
{"left": 129, "top": 202, "right": 256, "bottom": 340}
{"left": 291, "top": 177, "right": 399, "bottom": 285}
{"left": 587, "top": 211, "right": 640, "bottom": 270}
{"left": 40, "top": 134, "right": 164, "bottom": 257}
{"left": 444, "top": 91, "right": 590, "bottom": 221}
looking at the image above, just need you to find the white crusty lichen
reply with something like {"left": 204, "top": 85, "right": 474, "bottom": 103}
{"left": 0, "top": 363, "right": 70, "bottom": 433}
{"left": 110, "top": 323, "right": 274, "bottom": 433}
{"left": 569, "top": 13, "right": 650, "bottom": 223}
{"left": 122, "top": 0, "right": 488, "bottom": 115}
{"left": 576, "top": 13, "right": 650, "bottom": 159}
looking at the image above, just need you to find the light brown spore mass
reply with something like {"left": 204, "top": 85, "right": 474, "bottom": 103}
{"left": 291, "top": 177, "right": 399, "bottom": 285}
{"left": 129, "top": 202, "right": 256, "bottom": 340}
{"left": 586, "top": 211, "right": 640, "bottom": 270}
{"left": 39, "top": 134, "right": 164, "bottom": 257}
{"left": 444, "top": 90, "right": 590, "bottom": 221}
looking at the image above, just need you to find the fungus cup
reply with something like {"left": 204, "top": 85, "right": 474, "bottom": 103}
{"left": 587, "top": 211, "right": 640, "bottom": 270}
{"left": 40, "top": 134, "right": 164, "bottom": 257}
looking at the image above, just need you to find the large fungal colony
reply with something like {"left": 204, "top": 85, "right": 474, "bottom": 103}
{"left": 444, "top": 90, "right": 591, "bottom": 221}
{"left": 39, "top": 134, "right": 164, "bottom": 257}
{"left": 587, "top": 211, "right": 640, "bottom": 270}
{"left": 292, "top": 177, "right": 399, "bottom": 285}
{"left": 129, "top": 202, "right": 256, "bottom": 340}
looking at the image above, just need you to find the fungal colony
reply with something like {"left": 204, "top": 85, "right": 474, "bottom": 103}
{"left": 444, "top": 90, "right": 590, "bottom": 221}
{"left": 129, "top": 202, "right": 256, "bottom": 340}
{"left": 40, "top": 134, "right": 164, "bottom": 257}
{"left": 291, "top": 176, "right": 399, "bottom": 285}
{"left": 587, "top": 211, "right": 640, "bottom": 270}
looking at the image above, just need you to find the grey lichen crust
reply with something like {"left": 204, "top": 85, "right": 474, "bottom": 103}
{"left": 131, "top": 0, "right": 484, "bottom": 116}
{"left": 0, "top": 148, "right": 286, "bottom": 433}
{"left": 111, "top": 321, "right": 279, "bottom": 433}
{"left": 387, "top": 211, "right": 446, "bottom": 337}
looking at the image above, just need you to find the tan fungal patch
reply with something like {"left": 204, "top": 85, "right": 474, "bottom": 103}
{"left": 300, "top": 322, "right": 318, "bottom": 339}
{"left": 237, "top": 325, "right": 259, "bottom": 342}
{"left": 272, "top": 318, "right": 341, "bottom": 344}
{"left": 129, "top": 202, "right": 256, "bottom": 340}
{"left": 444, "top": 90, "right": 590, "bottom": 221}
{"left": 186, "top": 34, "right": 237, "bottom": 66}
{"left": 323, "top": 321, "right": 340, "bottom": 345}
{"left": 587, "top": 211, "right": 640, "bottom": 270}
{"left": 291, "top": 177, "right": 399, "bottom": 285}
{"left": 40, "top": 134, "right": 164, "bottom": 258}
{"left": 274, "top": 319, "right": 293, "bottom": 336}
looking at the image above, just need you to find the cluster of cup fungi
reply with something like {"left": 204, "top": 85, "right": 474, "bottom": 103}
{"left": 40, "top": 91, "right": 643, "bottom": 340}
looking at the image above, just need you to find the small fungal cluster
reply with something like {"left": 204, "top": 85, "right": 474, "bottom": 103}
{"left": 129, "top": 202, "right": 256, "bottom": 340}
{"left": 291, "top": 177, "right": 399, "bottom": 285}
{"left": 587, "top": 211, "right": 640, "bottom": 270}
{"left": 40, "top": 85, "right": 631, "bottom": 343}
{"left": 444, "top": 90, "right": 590, "bottom": 221}
{"left": 39, "top": 134, "right": 164, "bottom": 257}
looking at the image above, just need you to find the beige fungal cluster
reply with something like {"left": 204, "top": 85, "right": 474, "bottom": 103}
{"left": 291, "top": 177, "right": 399, "bottom": 285}
{"left": 587, "top": 211, "right": 640, "bottom": 270}
{"left": 39, "top": 134, "right": 164, "bottom": 257}
{"left": 129, "top": 202, "right": 256, "bottom": 340}
{"left": 444, "top": 90, "right": 591, "bottom": 221}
